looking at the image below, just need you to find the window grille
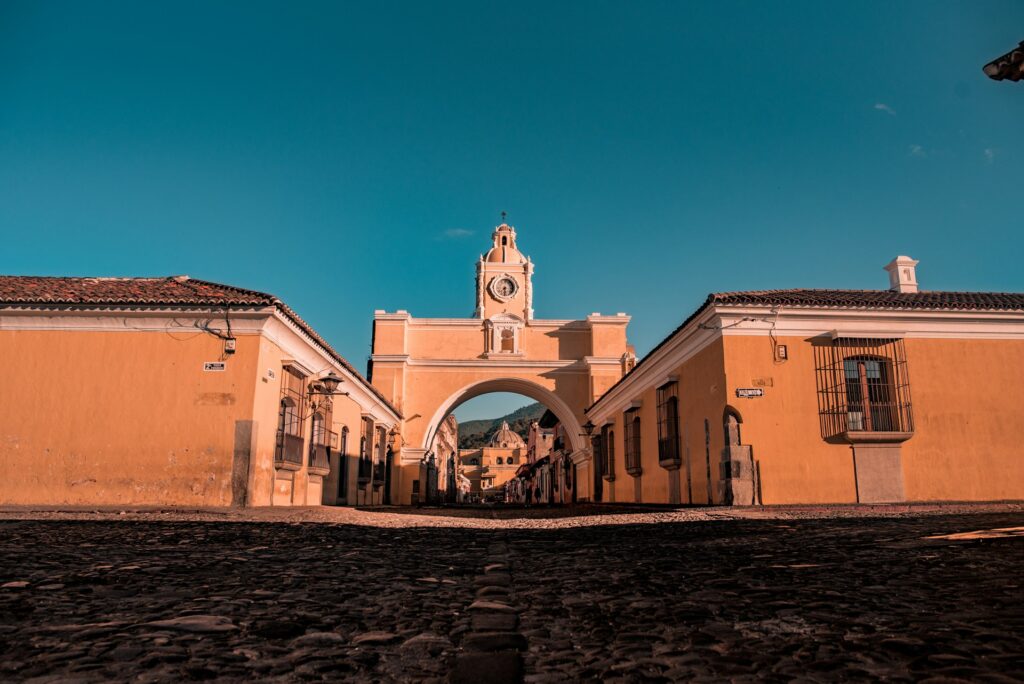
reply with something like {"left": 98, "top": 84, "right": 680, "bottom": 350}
{"left": 309, "top": 412, "right": 334, "bottom": 471}
{"left": 374, "top": 426, "right": 387, "bottom": 485}
{"left": 600, "top": 424, "right": 615, "bottom": 481}
{"left": 657, "top": 382, "right": 681, "bottom": 465}
{"left": 358, "top": 417, "right": 374, "bottom": 481}
{"left": 275, "top": 366, "right": 307, "bottom": 466}
{"left": 624, "top": 408, "right": 642, "bottom": 476}
{"left": 814, "top": 337, "right": 913, "bottom": 439}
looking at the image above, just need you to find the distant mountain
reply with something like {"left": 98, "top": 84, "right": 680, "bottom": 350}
{"left": 458, "top": 402, "right": 547, "bottom": 449}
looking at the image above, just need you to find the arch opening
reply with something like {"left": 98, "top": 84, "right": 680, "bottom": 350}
{"left": 421, "top": 378, "right": 584, "bottom": 456}
{"left": 420, "top": 381, "right": 584, "bottom": 505}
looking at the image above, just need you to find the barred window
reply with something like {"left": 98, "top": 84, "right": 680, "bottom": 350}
{"left": 600, "top": 424, "right": 615, "bottom": 481}
{"left": 358, "top": 417, "right": 374, "bottom": 481}
{"left": 275, "top": 366, "right": 307, "bottom": 466}
{"left": 814, "top": 337, "right": 913, "bottom": 439}
{"left": 309, "top": 412, "right": 334, "bottom": 470}
{"left": 657, "top": 382, "right": 681, "bottom": 465}
{"left": 624, "top": 408, "right": 642, "bottom": 476}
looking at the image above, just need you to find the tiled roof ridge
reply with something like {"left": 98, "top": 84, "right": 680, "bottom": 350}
{"left": 710, "top": 287, "right": 1024, "bottom": 299}
{"left": 706, "top": 288, "right": 1024, "bottom": 311}
{"left": 176, "top": 276, "right": 279, "bottom": 304}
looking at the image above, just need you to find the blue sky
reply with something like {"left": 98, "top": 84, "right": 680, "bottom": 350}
{"left": 2, "top": 1, "right": 1022, "bottom": 421}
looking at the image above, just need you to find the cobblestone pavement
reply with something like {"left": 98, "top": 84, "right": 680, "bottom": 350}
{"left": 0, "top": 508, "right": 1022, "bottom": 682}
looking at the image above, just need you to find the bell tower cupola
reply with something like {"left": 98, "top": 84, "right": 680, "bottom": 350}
{"left": 474, "top": 220, "right": 534, "bottom": 321}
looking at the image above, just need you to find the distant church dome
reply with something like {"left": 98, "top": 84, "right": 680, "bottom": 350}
{"left": 489, "top": 421, "right": 526, "bottom": 449}
{"left": 485, "top": 224, "right": 526, "bottom": 264}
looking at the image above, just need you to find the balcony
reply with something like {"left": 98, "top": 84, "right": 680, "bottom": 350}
{"left": 309, "top": 445, "right": 330, "bottom": 476}
{"left": 657, "top": 438, "right": 681, "bottom": 470}
{"left": 276, "top": 433, "right": 304, "bottom": 471}
{"left": 358, "top": 457, "right": 372, "bottom": 483}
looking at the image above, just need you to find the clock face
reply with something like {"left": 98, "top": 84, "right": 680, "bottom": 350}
{"left": 489, "top": 276, "right": 519, "bottom": 301}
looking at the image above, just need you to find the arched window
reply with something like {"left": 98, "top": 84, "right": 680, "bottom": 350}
{"left": 375, "top": 427, "right": 387, "bottom": 465}
{"left": 508, "top": 456, "right": 515, "bottom": 465}
{"left": 337, "top": 426, "right": 350, "bottom": 499}
{"left": 657, "top": 382, "right": 681, "bottom": 465}
{"left": 310, "top": 412, "right": 326, "bottom": 466}
{"left": 275, "top": 396, "right": 304, "bottom": 466}
{"left": 282, "top": 398, "right": 301, "bottom": 437}
{"left": 358, "top": 417, "right": 374, "bottom": 481}
{"left": 814, "top": 337, "right": 913, "bottom": 439}
{"left": 496, "top": 457, "right": 503, "bottom": 465}
{"left": 600, "top": 424, "right": 615, "bottom": 481}
{"left": 624, "top": 408, "right": 642, "bottom": 475}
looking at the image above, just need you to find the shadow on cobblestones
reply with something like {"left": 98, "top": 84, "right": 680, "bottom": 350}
{"left": 0, "top": 512, "right": 1021, "bottom": 682}
{"left": 510, "top": 512, "right": 1024, "bottom": 682}
{"left": 0, "top": 521, "right": 484, "bottom": 682}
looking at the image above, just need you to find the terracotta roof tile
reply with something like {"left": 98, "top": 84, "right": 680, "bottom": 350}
{"left": 0, "top": 275, "right": 274, "bottom": 306}
{"left": 708, "top": 289, "right": 1024, "bottom": 311}
{"left": 0, "top": 275, "right": 400, "bottom": 418}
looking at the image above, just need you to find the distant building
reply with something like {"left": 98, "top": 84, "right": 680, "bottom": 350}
{"left": 458, "top": 421, "right": 526, "bottom": 498}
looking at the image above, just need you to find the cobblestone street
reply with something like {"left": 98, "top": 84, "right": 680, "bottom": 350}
{"left": 1, "top": 507, "right": 1022, "bottom": 682}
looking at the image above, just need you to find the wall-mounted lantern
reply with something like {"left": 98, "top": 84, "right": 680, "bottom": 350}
{"left": 308, "top": 371, "right": 348, "bottom": 412}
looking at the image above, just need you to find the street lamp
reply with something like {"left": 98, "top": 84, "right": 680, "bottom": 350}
{"left": 580, "top": 420, "right": 595, "bottom": 437}
{"left": 983, "top": 40, "right": 1024, "bottom": 82}
{"left": 308, "top": 371, "right": 348, "bottom": 412}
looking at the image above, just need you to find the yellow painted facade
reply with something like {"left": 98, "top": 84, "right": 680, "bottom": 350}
{"left": 4, "top": 253, "right": 1022, "bottom": 509}
{"left": 0, "top": 279, "right": 400, "bottom": 507}
{"left": 587, "top": 274, "right": 1024, "bottom": 505}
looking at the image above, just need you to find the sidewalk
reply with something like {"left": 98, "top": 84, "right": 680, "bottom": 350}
{"left": 1, "top": 501, "right": 1021, "bottom": 529}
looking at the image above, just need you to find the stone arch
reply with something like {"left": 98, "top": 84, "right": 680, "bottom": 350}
{"left": 422, "top": 377, "right": 584, "bottom": 454}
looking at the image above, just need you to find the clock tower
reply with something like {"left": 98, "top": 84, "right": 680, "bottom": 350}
{"left": 474, "top": 222, "right": 534, "bottom": 321}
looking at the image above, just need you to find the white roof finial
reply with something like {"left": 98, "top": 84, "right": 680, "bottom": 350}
{"left": 884, "top": 255, "right": 919, "bottom": 293}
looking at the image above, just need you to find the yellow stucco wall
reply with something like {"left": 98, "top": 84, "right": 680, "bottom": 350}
{"left": 719, "top": 334, "right": 1024, "bottom": 504}
{"left": 719, "top": 334, "right": 858, "bottom": 504}
{"left": 601, "top": 339, "right": 727, "bottom": 505}
{"left": 598, "top": 332, "right": 1024, "bottom": 505}
{"left": 0, "top": 329, "right": 259, "bottom": 506}
{"left": 894, "top": 338, "right": 1024, "bottom": 501}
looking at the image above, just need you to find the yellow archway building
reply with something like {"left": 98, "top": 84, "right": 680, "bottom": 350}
{"left": 370, "top": 223, "right": 633, "bottom": 505}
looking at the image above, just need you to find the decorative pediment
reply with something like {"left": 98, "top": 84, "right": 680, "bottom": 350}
{"left": 484, "top": 313, "right": 524, "bottom": 355}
